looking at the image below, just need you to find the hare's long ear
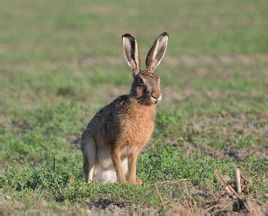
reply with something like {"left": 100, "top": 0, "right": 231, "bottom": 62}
{"left": 122, "top": 33, "right": 140, "bottom": 75}
{"left": 146, "top": 32, "right": 169, "bottom": 72}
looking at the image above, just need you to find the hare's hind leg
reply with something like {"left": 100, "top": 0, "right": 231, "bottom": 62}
{"left": 82, "top": 136, "right": 96, "bottom": 183}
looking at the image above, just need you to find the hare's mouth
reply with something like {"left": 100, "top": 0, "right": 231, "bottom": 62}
{"left": 151, "top": 95, "right": 162, "bottom": 104}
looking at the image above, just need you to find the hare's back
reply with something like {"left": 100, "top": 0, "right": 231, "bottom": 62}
{"left": 84, "top": 95, "right": 130, "bottom": 137}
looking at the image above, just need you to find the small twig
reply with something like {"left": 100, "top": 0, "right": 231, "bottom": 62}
{"left": 154, "top": 183, "right": 164, "bottom": 207}
{"left": 215, "top": 169, "right": 251, "bottom": 213}
{"left": 226, "top": 184, "right": 240, "bottom": 199}
{"left": 215, "top": 170, "right": 240, "bottom": 199}
{"left": 235, "top": 168, "right": 242, "bottom": 194}
{"left": 215, "top": 171, "right": 234, "bottom": 198}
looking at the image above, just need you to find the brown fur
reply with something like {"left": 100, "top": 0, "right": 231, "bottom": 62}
{"left": 81, "top": 32, "right": 169, "bottom": 184}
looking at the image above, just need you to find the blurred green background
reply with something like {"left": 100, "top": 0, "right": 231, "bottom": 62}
{"left": 0, "top": 0, "right": 267, "bottom": 214}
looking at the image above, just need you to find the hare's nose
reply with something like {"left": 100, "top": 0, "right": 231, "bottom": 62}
{"left": 151, "top": 92, "right": 160, "bottom": 99}
{"left": 151, "top": 94, "right": 158, "bottom": 99}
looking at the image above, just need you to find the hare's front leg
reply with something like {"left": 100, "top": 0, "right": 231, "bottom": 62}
{"left": 127, "top": 150, "right": 142, "bottom": 185}
{"left": 112, "top": 148, "right": 127, "bottom": 184}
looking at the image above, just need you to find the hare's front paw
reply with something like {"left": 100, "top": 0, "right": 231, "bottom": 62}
{"left": 128, "top": 176, "right": 142, "bottom": 185}
{"left": 118, "top": 178, "right": 127, "bottom": 184}
{"left": 136, "top": 177, "right": 143, "bottom": 185}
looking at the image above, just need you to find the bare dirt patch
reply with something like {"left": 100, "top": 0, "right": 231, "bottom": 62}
{"left": 83, "top": 179, "right": 267, "bottom": 215}
{"left": 158, "top": 177, "right": 267, "bottom": 215}
{"left": 175, "top": 113, "right": 268, "bottom": 160}
{"left": 12, "top": 118, "right": 32, "bottom": 132}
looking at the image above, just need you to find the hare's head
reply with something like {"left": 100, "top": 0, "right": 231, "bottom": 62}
{"left": 122, "top": 32, "right": 169, "bottom": 105}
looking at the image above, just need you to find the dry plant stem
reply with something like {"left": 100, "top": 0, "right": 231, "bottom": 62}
{"left": 226, "top": 184, "right": 240, "bottom": 200}
{"left": 154, "top": 183, "right": 164, "bottom": 207}
{"left": 214, "top": 170, "right": 240, "bottom": 199}
{"left": 235, "top": 168, "right": 242, "bottom": 194}
{"left": 214, "top": 170, "right": 252, "bottom": 212}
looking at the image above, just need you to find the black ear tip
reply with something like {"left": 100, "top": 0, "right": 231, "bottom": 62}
{"left": 122, "top": 33, "right": 134, "bottom": 39}
{"left": 159, "top": 32, "right": 169, "bottom": 37}
{"left": 160, "top": 32, "right": 169, "bottom": 37}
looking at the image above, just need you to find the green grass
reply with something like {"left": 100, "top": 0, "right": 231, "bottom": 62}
{"left": 0, "top": 0, "right": 267, "bottom": 214}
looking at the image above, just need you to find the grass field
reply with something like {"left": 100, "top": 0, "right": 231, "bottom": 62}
{"left": 0, "top": 0, "right": 267, "bottom": 215}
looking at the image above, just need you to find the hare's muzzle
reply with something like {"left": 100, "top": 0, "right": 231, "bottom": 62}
{"left": 151, "top": 94, "right": 162, "bottom": 104}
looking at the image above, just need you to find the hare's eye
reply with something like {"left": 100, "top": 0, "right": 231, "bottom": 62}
{"left": 138, "top": 78, "right": 144, "bottom": 85}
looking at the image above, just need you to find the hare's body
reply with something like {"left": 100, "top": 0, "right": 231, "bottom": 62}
{"left": 82, "top": 33, "right": 168, "bottom": 184}
{"left": 82, "top": 95, "right": 155, "bottom": 183}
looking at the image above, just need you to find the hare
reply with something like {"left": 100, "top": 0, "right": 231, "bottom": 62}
{"left": 81, "top": 32, "right": 169, "bottom": 185}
